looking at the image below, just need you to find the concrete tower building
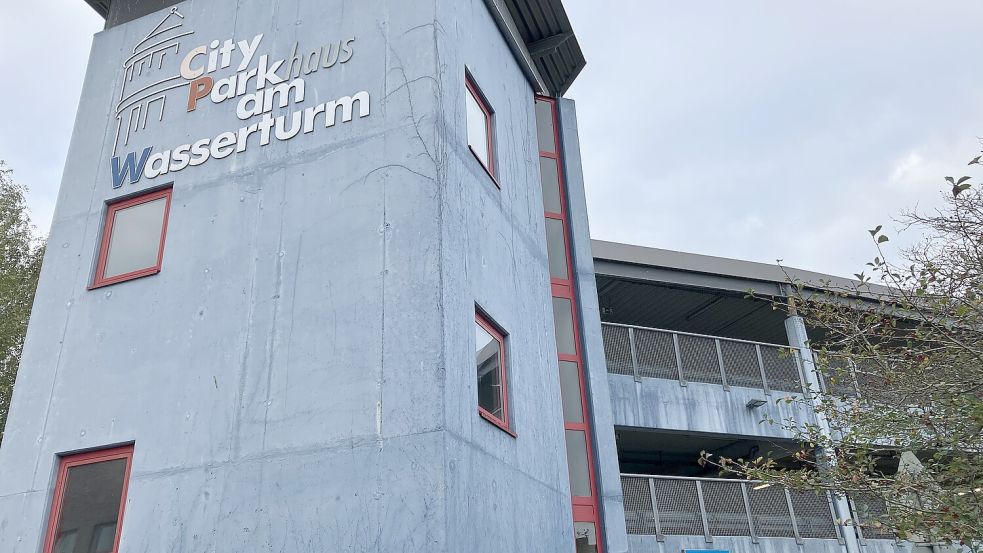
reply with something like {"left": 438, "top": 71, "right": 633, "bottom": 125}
{"left": 1, "top": 2, "right": 913, "bottom": 553}
{"left": 0, "top": 1, "right": 626, "bottom": 552}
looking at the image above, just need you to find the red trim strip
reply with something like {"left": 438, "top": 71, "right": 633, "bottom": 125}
{"left": 42, "top": 445, "right": 135, "bottom": 553}
{"left": 537, "top": 95, "right": 606, "bottom": 551}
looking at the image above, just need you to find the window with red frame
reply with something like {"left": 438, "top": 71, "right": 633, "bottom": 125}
{"left": 43, "top": 445, "right": 134, "bottom": 553}
{"left": 465, "top": 75, "right": 495, "bottom": 179}
{"left": 475, "top": 310, "right": 510, "bottom": 432}
{"left": 91, "top": 187, "right": 172, "bottom": 289}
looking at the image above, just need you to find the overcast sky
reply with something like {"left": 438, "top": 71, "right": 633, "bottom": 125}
{"left": 3, "top": 1, "right": 983, "bottom": 278}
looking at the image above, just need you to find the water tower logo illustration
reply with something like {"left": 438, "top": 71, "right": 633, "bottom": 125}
{"left": 113, "top": 7, "right": 193, "bottom": 159}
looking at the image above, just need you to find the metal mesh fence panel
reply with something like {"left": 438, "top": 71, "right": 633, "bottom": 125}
{"left": 853, "top": 359, "right": 906, "bottom": 407}
{"left": 852, "top": 493, "right": 895, "bottom": 540}
{"left": 817, "top": 354, "right": 858, "bottom": 397}
{"left": 633, "top": 328, "right": 679, "bottom": 380}
{"left": 789, "top": 490, "right": 838, "bottom": 539}
{"left": 760, "top": 346, "right": 803, "bottom": 392}
{"left": 621, "top": 476, "right": 658, "bottom": 535}
{"left": 652, "top": 478, "right": 705, "bottom": 536}
{"left": 702, "top": 481, "right": 751, "bottom": 537}
{"left": 602, "top": 325, "right": 633, "bottom": 376}
{"left": 719, "top": 340, "right": 764, "bottom": 389}
{"left": 748, "top": 485, "right": 795, "bottom": 538}
{"left": 677, "top": 335, "right": 723, "bottom": 385}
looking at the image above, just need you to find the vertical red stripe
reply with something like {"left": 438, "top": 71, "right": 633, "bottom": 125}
{"left": 537, "top": 96, "right": 605, "bottom": 552}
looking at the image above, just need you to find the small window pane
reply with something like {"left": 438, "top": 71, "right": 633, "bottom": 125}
{"left": 545, "top": 218, "right": 569, "bottom": 280}
{"left": 553, "top": 297, "right": 577, "bottom": 356}
{"left": 104, "top": 197, "right": 167, "bottom": 279}
{"left": 575, "top": 522, "right": 599, "bottom": 553}
{"left": 475, "top": 318, "right": 504, "bottom": 421}
{"left": 559, "top": 361, "right": 583, "bottom": 423}
{"left": 466, "top": 87, "right": 490, "bottom": 168}
{"left": 535, "top": 99, "right": 556, "bottom": 153}
{"left": 52, "top": 458, "right": 127, "bottom": 553}
{"left": 540, "top": 158, "right": 562, "bottom": 214}
{"left": 565, "top": 430, "right": 592, "bottom": 497}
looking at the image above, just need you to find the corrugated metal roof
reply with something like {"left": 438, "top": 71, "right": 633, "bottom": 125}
{"left": 503, "top": 0, "right": 586, "bottom": 95}
{"left": 596, "top": 276, "right": 792, "bottom": 344}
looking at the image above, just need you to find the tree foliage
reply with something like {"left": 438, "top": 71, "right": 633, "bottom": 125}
{"left": 701, "top": 158, "right": 983, "bottom": 548}
{"left": 0, "top": 162, "right": 44, "bottom": 445}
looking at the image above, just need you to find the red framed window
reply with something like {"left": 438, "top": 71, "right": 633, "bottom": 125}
{"left": 475, "top": 310, "right": 512, "bottom": 434}
{"left": 91, "top": 187, "right": 172, "bottom": 289}
{"left": 42, "top": 445, "right": 134, "bottom": 553}
{"left": 465, "top": 74, "right": 497, "bottom": 183}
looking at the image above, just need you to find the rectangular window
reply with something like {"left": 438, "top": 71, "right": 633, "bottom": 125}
{"left": 91, "top": 187, "right": 172, "bottom": 289}
{"left": 552, "top": 297, "right": 577, "bottom": 356}
{"left": 565, "top": 430, "right": 592, "bottom": 497}
{"left": 535, "top": 98, "right": 557, "bottom": 154}
{"left": 545, "top": 218, "right": 569, "bottom": 280}
{"left": 475, "top": 310, "right": 511, "bottom": 433}
{"left": 574, "top": 522, "right": 599, "bottom": 553}
{"left": 559, "top": 361, "right": 584, "bottom": 423}
{"left": 540, "top": 158, "right": 562, "bottom": 214}
{"left": 465, "top": 74, "right": 495, "bottom": 180}
{"left": 43, "top": 445, "right": 134, "bottom": 553}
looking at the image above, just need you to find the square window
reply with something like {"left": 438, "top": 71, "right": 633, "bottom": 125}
{"left": 465, "top": 75, "right": 496, "bottom": 181}
{"left": 91, "top": 187, "right": 172, "bottom": 289}
{"left": 43, "top": 445, "right": 134, "bottom": 553}
{"left": 475, "top": 310, "right": 511, "bottom": 433}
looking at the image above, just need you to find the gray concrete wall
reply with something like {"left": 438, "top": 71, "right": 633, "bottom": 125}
{"left": 0, "top": 1, "right": 573, "bottom": 551}
{"left": 434, "top": 0, "right": 574, "bottom": 550}
{"left": 609, "top": 374, "right": 817, "bottom": 439}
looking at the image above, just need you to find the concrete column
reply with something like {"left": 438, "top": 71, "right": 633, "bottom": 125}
{"left": 785, "top": 314, "right": 863, "bottom": 553}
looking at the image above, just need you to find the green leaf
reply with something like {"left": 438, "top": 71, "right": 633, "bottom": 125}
{"left": 878, "top": 235, "right": 889, "bottom": 243}
{"left": 868, "top": 225, "right": 882, "bottom": 237}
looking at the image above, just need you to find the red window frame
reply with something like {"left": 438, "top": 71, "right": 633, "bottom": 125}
{"left": 90, "top": 187, "right": 173, "bottom": 289}
{"left": 42, "top": 445, "right": 135, "bottom": 553}
{"left": 465, "top": 74, "right": 499, "bottom": 186}
{"left": 475, "top": 310, "right": 514, "bottom": 436}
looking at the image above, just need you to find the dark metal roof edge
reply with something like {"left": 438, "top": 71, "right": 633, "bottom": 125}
{"left": 591, "top": 239, "right": 895, "bottom": 297}
{"left": 501, "top": 0, "right": 587, "bottom": 96}
{"left": 83, "top": 0, "right": 110, "bottom": 17}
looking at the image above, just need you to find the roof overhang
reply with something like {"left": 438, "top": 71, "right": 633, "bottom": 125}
{"left": 485, "top": 0, "right": 586, "bottom": 96}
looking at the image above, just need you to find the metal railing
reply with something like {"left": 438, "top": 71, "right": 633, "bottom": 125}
{"left": 621, "top": 474, "right": 843, "bottom": 544}
{"left": 849, "top": 492, "right": 896, "bottom": 542}
{"left": 602, "top": 323, "right": 807, "bottom": 395}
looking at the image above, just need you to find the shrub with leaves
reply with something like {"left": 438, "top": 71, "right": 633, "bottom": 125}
{"left": 0, "top": 162, "right": 45, "bottom": 445}
{"left": 701, "top": 156, "right": 983, "bottom": 549}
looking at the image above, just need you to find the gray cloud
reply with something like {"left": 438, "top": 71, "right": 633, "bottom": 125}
{"left": 0, "top": 1, "right": 101, "bottom": 235}
{"left": 564, "top": 0, "right": 983, "bottom": 278}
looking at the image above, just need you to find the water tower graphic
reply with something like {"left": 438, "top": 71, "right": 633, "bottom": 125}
{"left": 113, "top": 7, "right": 193, "bottom": 156}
